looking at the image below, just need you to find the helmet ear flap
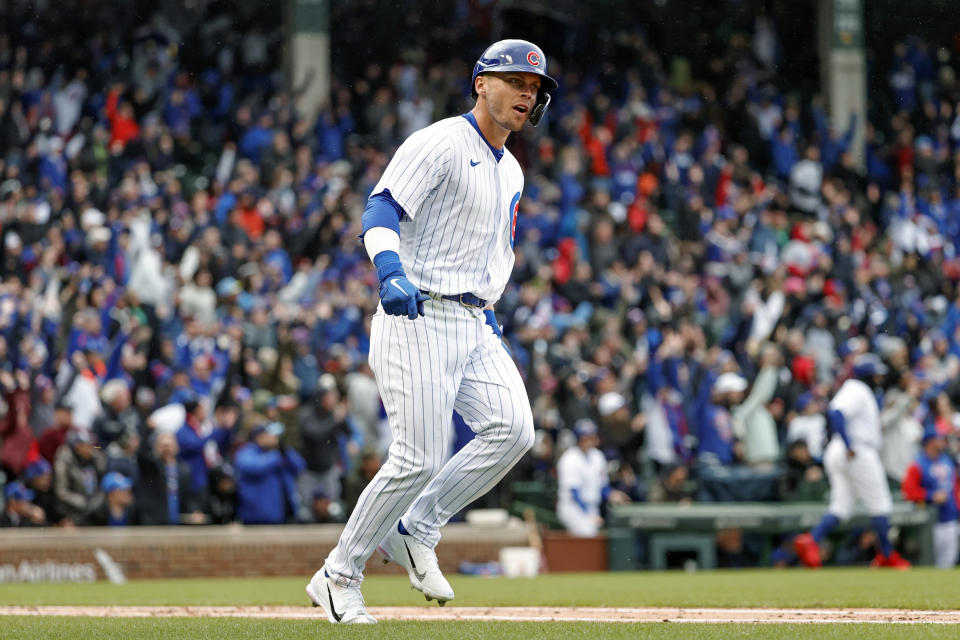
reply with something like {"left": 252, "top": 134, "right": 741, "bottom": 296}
{"left": 528, "top": 91, "right": 551, "bottom": 127}
{"left": 471, "top": 66, "right": 483, "bottom": 100}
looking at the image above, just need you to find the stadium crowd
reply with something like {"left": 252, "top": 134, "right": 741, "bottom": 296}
{"left": 0, "top": 0, "right": 959, "bottom": 562}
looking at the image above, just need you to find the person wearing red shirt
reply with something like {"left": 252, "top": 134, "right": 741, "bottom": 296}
{"left": 0, "top": 370, "right": 37, "bottom": 476}
{"left": 38, "top": 403, "right": 75, "bottom": 464}
{"left": 105, "top": 85, "right": 140, "bottom": 149}
{"left": 230, "top": 190, "right": 265, "bottom": 240}
{"left": 902, "top": 429, "right": 959, "bottom": 568}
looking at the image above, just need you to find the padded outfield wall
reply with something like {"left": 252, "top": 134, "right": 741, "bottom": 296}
{"left": 0, "top": 524, "right": 529, "bottom": 582}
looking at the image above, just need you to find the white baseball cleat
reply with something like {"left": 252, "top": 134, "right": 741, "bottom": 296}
{"left": 378, "top": 526, "right": 455, "bottom": 605}
{"left": 305, "top": 568, "right": 377, "bottom": 624}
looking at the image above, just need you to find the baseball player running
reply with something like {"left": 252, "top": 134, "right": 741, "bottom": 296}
{"left": 306, "top": 40, "right": 557, "bottom": 624}
{"left": 793, "top": 354, "right": 910, "bottom": 568}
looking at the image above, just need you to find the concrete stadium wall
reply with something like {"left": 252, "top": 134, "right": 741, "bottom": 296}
{"left": 0, "top": 524, "right": 530, "bottom": 582}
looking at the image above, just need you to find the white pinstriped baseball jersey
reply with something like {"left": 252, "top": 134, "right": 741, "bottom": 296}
{"left": 824, "top": 378, "right": 891, "bottom": 518}
{"left": 324, "top": 115, "right": 536, "bottom": 590}
{"left": 371, "top": 115, "right": 524, "bottom": 303}
{"left": 316, "top": 40, "right": 553, "bottom": 616}
{"left": 830, "top": 379, "right": 882, "bottom": 451}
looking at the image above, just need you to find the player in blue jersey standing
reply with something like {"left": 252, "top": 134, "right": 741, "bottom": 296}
{"left": 306, "top": 40, "right": 558, "bottom": 624}
{"left": 902, "top": 427, "right": 959, "bottom": 568}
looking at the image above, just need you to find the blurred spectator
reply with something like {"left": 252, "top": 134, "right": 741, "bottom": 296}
{"left": 880, "top": 373, "right": 924, "bottom": 482}
{"left": 0, "top": 482, "right": 46, "bottom": 527}
{"left": 21, "top": 459, "right": 67, "bottom": 526}
{"left": 697, "top": 373, "right": 747, "bottom": 467}
{"left": 94, "top": 380, "right": 141, "bottom": 448}
{"left": 0, "top": 369, "right": 35, "bottom": 477}
{"left": 901, "top": 429, "right": 959, "bottom": 568}
{"left": 786, "top": 392, "right": 827, "bottom": 460}
{"left": 780, "top": 440, "right": 826, "bottom": 502}
{"left": 136, "top": 431, "right": 197, "bottom": 526}
{"left": 641, "top": 390, "right": 684, "bottom": 470}
{"left": 86, "top": 472, "right": 135, "bottom": 526}
{"left": 732, "top": 345, "right": 781, "bottom": 468}
{"left": 297, "top": 375, "right": 351, "bottom": 502}
{"left": 53, "top": 430, "right": 105, "bottom": 522}
{"left": 179, "top": 270, "right": 218, "bottom": 327}
{"left": 148, "top": 402, "right": 187, "bottom": 434}
{"left": 105, "top": 84, "right": 140, "bottom": 148}
{"left": 28, "top": 376, "right": 57, "bottom": 438}
{"left": 647, "top": 463, "right": 694, "bottom": 504}
{"left": 556, "top": 419, "right": 629, "bottom": 537}
{"left": 176, "top": 399, "right": 216, "bottom": 506}
{"left": 345, "top": 364, "right": 383, "bottom": 454}
{"left": 105, "top": 426, "right": 142, "bottom": 484}
{"left": 207, "top": 463, "right": 237, "bottom": 525}
{"left": 597, "top": 390, "right": 644, "bottom": 464}
{"left": 235, "top": 422, "right": 305, "bottom": 524}
{"left": 37, "top": 404, "right": 74, "bottom": 465}
{"left": 609, "top": 462, "right": 646, "bottom": 503}
{"left": 341, "top": 445, "right": 382, "bottom": 517}
{"left": 516, "top": 427, "right": 558, "bottom": 484}
{"left": 789, "top": 145, "right": 823, "bottom": 214}
{"left": 58, "top": 350, "right": 104, "bottom": 431}
{"left": 309, "top": 487, "right": 345, "bottom": 524}
{"left": 210, "top": 402, "right": 241, "bottom": 459}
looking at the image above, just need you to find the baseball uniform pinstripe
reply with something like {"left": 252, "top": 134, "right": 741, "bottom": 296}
{"left": 377, "top": 115, "right": 523, "bottom": 301}
{"left": 824, "top": 379, "right": 893, "bottom": 518}
{"left": 323, "top": 115, "right": 534, "bottom": 585}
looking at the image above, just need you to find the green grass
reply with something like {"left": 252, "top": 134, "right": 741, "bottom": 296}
{"left": 4, "top": 570, "right": 959, "bottom": 639}
{"left": 3, "top": 618, "right": 957, "bottom": 640}
{"left": 2, "top": 568, "right": 960, "bottom": 609}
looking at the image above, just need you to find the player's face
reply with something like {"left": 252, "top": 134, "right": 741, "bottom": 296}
{"left": 480, "top": 72, "right": 540, "bottom": 132}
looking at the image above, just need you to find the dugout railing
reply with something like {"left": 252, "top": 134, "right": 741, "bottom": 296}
{"left": 606, "top": 502, "right": 937, "bottom": 570}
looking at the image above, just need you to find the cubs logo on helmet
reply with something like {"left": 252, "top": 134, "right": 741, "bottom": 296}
{"left": 471, "top": 39, "right": 558, "bottom": 127}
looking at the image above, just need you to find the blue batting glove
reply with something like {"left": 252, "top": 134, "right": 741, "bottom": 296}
{"left": 380, "top": 276, "right": 427, "bottom": 319}
{"left": 374, "top": 251, "right": 428, "bottom": 319}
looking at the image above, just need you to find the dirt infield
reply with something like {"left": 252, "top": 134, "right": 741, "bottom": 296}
{"left": 2, "top": 606, "right": 959, "bottom": 624}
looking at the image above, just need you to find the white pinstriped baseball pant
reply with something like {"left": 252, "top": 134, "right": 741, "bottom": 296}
{"left": 324, "top": 297, "right": 535, "bottom": 585}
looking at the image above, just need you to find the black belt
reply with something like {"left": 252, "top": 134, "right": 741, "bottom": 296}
{"left": 420, "top": 290, "right": 487, "bottom": 308}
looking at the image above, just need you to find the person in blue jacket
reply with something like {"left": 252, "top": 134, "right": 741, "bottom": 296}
{"left": 176, "top": 399, "right": 214, "bottom": 503}
{"left": 235, "top": 422, "right": 306, "bottom": 524}
{"left": 696, "top": 372, "right": 747, "bottom": 466}
{"left": 901, "top": 428, "right": 959, "bottom": 568}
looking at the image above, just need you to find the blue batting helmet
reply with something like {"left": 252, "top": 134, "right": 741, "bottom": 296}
{"left": 471, "top": 39, "right": 558, "bottom": 127}
{"left": 851, "top": 353, "right": 888, "bottom": 379}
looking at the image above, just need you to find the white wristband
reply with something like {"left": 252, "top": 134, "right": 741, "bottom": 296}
{"left": 364, "top": 227, "right": 401, "bottom": 262}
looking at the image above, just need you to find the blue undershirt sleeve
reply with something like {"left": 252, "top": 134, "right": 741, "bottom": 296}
{"left": 360, "top": 189, "right": 405, "bottom": 240}
{"left": 827, "top": 409, "right": 852, "bottom": 450}
{"left": 570, "top": 488, "right": 589, "bottom": 513}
